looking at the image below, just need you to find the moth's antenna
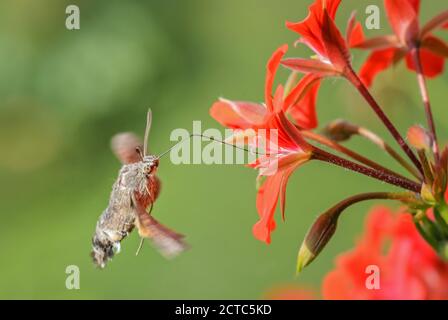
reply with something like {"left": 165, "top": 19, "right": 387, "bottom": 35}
{"left": 157, "top": 134, "right": 273, "bottom": 159}
{"left": 143, "top": 109, "right": 152, "bottom": 156}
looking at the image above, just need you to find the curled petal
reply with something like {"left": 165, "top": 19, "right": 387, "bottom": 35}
{"left": 266, "top": 44, "right": 288, "bottom": 111}
{"left": 286, "top": 0, "right": 341, "bottom": 58}
{"left": 346, "top": 12, "right": 365, "bottom": 48}
{"left": 405, "top": 49, "right": 445, "bottom": 78}
{"left": 284, "top": 73, "right": 320, "bottom": 109}
{"left": 210, "top": 98, "right": 267, "bottom": 129}
{"left": 359, "top": 48, "right": 400, "bottom": 87}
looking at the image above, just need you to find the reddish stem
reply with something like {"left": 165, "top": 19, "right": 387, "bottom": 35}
{"left": 345, "top": 67, "right": 424, "bottom": 176}
{"left": 410, "top": 47, "right": 440, "bottom": 163}
{"left": 302, "top": 130, "right": 413, "bottom": 182}
{"left": 312, "top": 147, "right": 421, "bottom": 193}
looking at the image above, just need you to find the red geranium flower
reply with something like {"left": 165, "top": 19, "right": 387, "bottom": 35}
{"left": 210, "top": 45, "right": 315, "bottom": 244}
{"left": 323, "top": 206, "right": 448, "bottom": 300}
{"left": 283, "top": 0, "right": 352, "bottom": 77}
{"left": 249, "top": 104, "right": 312, "bottom": 244}
{"left": 350, "top": 0, "right": 448, "bottom": 87}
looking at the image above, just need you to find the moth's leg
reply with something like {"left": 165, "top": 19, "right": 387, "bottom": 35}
{"left": 135, "top": 237, "right": 145, "bottom": 256}
{"left": 131, "top": 193, "right": 148, "bottom": 255}
{"left": 119, "top": 230, "right": 129, "bottom": 237}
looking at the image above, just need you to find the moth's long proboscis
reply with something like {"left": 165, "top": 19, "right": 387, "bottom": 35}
{"left": 156, "top": 133, "right": 270, "bottom": 159}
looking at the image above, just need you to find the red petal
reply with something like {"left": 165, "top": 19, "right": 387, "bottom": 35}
{"left": 421, "top": 35, "right": 448, "bottom": 58}
{"left": 288, "top": 79, "right": 321, "bottom": 130}
{"left": 421, "top": 10, "right": 448, "bottom": 38}
{"left": 346, "top": 12, "right": 365, "bottom": 47}
{"left": 351, "top": 35, "right": 399, "bottom": 50}
{"left": 210, "top": 99, "right": 267, "bottom": 129}
{"left": 281, "top": 58, "right": 340, "bottom": 76}
{"left": 265, "top": 44, "right": 288, "bottom": 111}
{"left": 286, "top": 0, "right": 341, "bottom": 58}
{"left": 280, "top": 167, "right": 296, "bottom": 221}
{"left": 321, "top": 8, "right": 351, "bottom": 69}
{"left": 272, "top": 85, "right": 284, "bottom": 114}
{"left": 408, "top": 0, "right": 421, "bottom": 14}
{"left": 384, "top": 0, "right": 419, "bottom": 44}
{"left": 359, "top": 48, "right": 399, "bottom": 87}
{"left": 253, "top": 159, "right": 307, "bottom": 243}
{"left": 405, "top": 49, "right": 445, "bottom": 78}
{"left": 253, "top": 173, "right": 284, "bottom": 244}
{"left": 276, "top": 112, "right": 311, "bottom": 151}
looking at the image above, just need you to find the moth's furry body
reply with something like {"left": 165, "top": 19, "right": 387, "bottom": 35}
{"left": 91, "top": 115, "right": 187, "bottom": 268}
{"left": 92, "top": 158, "right": 160, "bottom": 267}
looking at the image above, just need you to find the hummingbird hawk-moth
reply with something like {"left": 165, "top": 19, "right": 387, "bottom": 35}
{"left": 91, "top": 110, "right": 188, "bottom": 268}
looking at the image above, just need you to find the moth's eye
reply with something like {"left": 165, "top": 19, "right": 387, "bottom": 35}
{"left": 144, "top": 165, "right": 152, "bottom": 174}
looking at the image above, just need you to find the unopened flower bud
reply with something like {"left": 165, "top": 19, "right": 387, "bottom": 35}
{"left": 407, "top": 125, "right": 432, "bottom": 151}
{"left": 297, "top": 210, "right": 340, "bottom": 274}
{"left": 323, "top": 119, "right": 358, "bottom": 142}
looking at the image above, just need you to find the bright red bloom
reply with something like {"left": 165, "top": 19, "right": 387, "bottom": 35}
{"left": 350, "top": 0, "right": 448, "bottom": 86}
{"left": 284, "top": 0, "right": 352, "bottom": 75}
{"left": 281, "top": 0, "right": 353, "bottom": 127}
{"left": 323, "top": 206, "right": 448, "bottom": 300}
{"left": 210, "top": 45, "right": 314, "bottom": 244}
{"left": 249, "top": 106, "right": 312, "bottom": 244}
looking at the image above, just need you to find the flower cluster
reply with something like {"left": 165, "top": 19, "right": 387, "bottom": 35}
{"left": 210, "top": 0, "right": 448, "bottom": 273}
{"left": 267, "top": 206, "right": 448, "bottom": 300}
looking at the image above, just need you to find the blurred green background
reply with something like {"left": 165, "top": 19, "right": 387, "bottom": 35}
{"left": 0, "top": 0, "right": 446, "bottom": 299}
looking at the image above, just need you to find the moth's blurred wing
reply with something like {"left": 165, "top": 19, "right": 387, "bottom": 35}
{"left": 134, "top": 203, "right": 188, "bottom": 259}
{"left": 111, "top": 132, "right": 143, "bottom": 164}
